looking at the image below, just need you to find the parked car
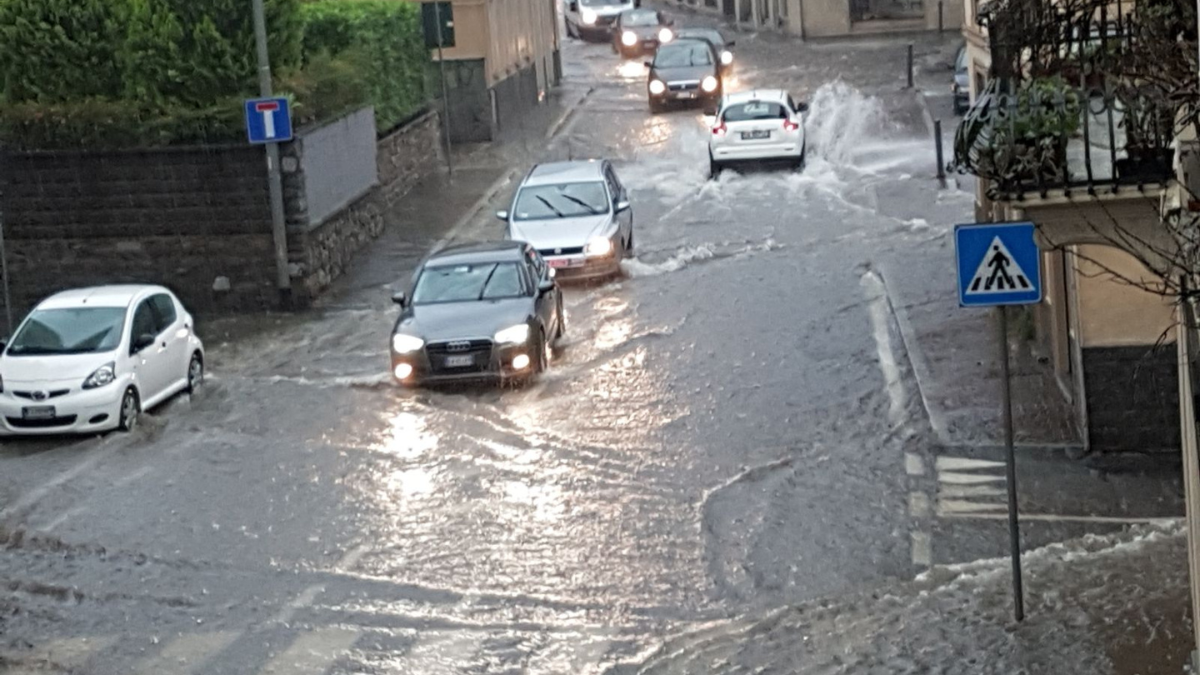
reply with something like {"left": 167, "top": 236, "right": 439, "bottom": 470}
{"left": 953, "top": 44, "right": 970, "bottom": 114}
{"left": 565, "top": 0, "right": 639, "bottom": 42}
{"left": 645, "top": 39, "right": 723, "bottom": 114}
{"left": 675, "top": 27, "right": 735, "bottom": 73}
{"left": 389, "top": 242, "right": 564, "bottom": 386}
{"left": 496, "top": 160, "right": 634, "bottom": 280}
{"left": 0, "top": 285, "right": 204, "bottom": 436}
{"left": 709, "top": 89, "right": 808, "bottom": 177}
{"left": 612, "top": 8, "right": 674, "bottom": 58}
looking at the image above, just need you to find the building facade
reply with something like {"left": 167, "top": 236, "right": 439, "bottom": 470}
{"left": 663, "top": 0, "right": 961, "bottom": 37}
{"left": 415, "top": 0, "right": 561, "bottom": 143}
{"left": 955, "top": 0, "right": 1182, "bottom": 453}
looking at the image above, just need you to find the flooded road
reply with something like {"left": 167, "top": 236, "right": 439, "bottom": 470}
{"left": 0, "top": 9, "right": 1187, "bottom": 675}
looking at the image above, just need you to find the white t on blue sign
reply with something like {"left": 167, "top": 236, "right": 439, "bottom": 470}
{"left": 244, "top": 97, "right": 293, "bottom": 144}
{"left": 955, "top": 222, "right": 1042, "bottom": 307}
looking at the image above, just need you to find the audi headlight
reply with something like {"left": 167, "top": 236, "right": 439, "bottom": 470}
{"left": 649, "top": 79, "right": 666, "bottom": 95}
{"left": 391, "top": 333, "right": 425, "bottom": 354}
{"left": 721, "top": 50, "right": 733, "bottom": 65}
{"left": 658, "top": 28, "right": 673, "bottom": 43}
{"left": 581, "top": 8, "right": 598, "bottom": 24}
{"left": 585, "top": 236, "right": 614, "bottom": 257}
{"left": 82, "top": 362, "right": 116, "bottom": 390}
{"left": 701, "top": 75, "right": 719, "bottom": 92}
{"left": 494, "top": 324, "right": 530, "bottom": 345}
{"left": 622, "top": 31, "right": 637, "bottom": 46}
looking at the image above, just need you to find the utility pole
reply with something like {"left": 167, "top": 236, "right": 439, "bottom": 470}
{"left": 434, "top": 1, "right": 455, "bottom": 178}
{"left": 1179, "top": 278, "right": 1200, "bottom": 671}
{"left": 252, "top": 0, "right": 292, "bottom": 304}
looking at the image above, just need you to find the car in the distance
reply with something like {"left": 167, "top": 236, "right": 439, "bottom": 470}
{"left": 497, "top": 160, "right": 634, "bottom": 281}
{"left": 390, "top": 242, "right": 563, "bottom": 386}
{"left": 675, "top": 28, "right": 735, "bottom": 73}
{"left": 612, "top": 8, "right": 675, "bottom": 58}
{"left": 645, "top": 39, "right": 723, "bottom": 114}
{"left": 709, "top": 89, "right": 809, "bottom": 176}
{"left": 953, "top": 44, "right": 970, "bottom": 114}
{"left": 0, "top": 285, "right": 204, "bottom": 436}
{"left": 565, "top": 0, "right": 639, "bottom": 42}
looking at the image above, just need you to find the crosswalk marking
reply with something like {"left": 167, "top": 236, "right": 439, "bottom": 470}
{"left": 400, "top": 630, "right": 486, "bottom": 674}
{"left": 938, "top": 484, "right": 1006, "bottom": 499}
{"left": 937, "top": 499, "right": 1007, "bottom": 515}
{"left": 935, "top": 454, "right": 1008, "bottom": 518}
{"left": 937, "top": 471, "right": 1005, "bottom": 485}
{"left": 1, "top": 635, "right": 118, "bottom": 674}
{"left": 259, "top": 627, "right": 359, "bottom": 675}
{"left": 133, "top": 631, "right": 239, "bottom": 675}
{"left": 935, "top": 456, "right": 1004, "bottom": 471}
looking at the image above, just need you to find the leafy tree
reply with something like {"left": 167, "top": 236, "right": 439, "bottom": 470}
{"left": 0, "top": 0, "right": 130, "bottom": 102}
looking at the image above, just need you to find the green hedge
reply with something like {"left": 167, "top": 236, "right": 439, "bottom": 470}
{"left": 300, "top": 0, "right": 430, "bottom": 132}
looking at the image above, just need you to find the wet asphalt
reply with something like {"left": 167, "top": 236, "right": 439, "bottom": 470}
{"left": 0, "top": 10, "right": 1186, "bottom": 675}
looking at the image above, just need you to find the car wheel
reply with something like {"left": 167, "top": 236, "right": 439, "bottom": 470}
{"left": 649, "top": 99, "right": 664, "bottom": 115}
{"left": 555, "top": 297, "right": 567, "bottom": 340}
{"left": 118, "top": 388, "right": 140, "bottom": 433}
{"left": 627, "top": 230, "right": 635, "bottom": 255}
{"left": 566, "top": 20, "right": 577, "bottom": 39}
{"left": 535, "top": 329, "right": 551, "bottom": 374}
{"left": 709, "top": 155, "right": 722, "bottom": 179}
{"left": 186, "top": 352, "right": 204, "bottom": 394}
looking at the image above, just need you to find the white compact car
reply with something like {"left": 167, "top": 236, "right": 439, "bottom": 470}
{"left": 564, "top": 0, "right": 639, "bottom": 41}
{"left": 0, "top": 285, "right": 205, "bottom": 436}
{"left": 709, "top": 89, "right": 809, "bottom": 177}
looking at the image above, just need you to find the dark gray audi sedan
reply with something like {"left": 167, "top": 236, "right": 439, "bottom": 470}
{"left": 389, "top": 241, "right": 564, "bottom": 386}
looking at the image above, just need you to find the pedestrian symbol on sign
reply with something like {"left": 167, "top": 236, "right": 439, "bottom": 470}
{"left": 967, "top": 237, "right": 1032, "bottom": 294}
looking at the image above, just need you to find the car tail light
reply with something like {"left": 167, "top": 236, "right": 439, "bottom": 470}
{"left": 712, "top": 122, "right": 727, "bottom": 136}
{"left": 783, "top": 119, "right": 799, "bottom": 132}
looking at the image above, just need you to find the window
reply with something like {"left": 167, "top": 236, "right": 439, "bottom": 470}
{"left": 149, "top": 294, "right": 177, "bottom": 332}
{"left": 604, "top": 166, "right": 623, "bottom": 203}
{"left": 654, "top": 42, "right": 713, "bottom": 67}
{"left": 412, "top": 263, "right": 528, "bottom": 304}
{"left": 722, "top": 101, "right": 788, "bottom": 122}
{"left": 513, "top": 182, "right": 610, "bottom": 220}
{"left": 6, "top": 307, "right": 126, "bottom": 356}
{"left": 622, "top": 9, "right": 659, "bottom": 25}
{"left": 525, "top": 246, "right": 548, "bottom": 280}
{"left": 131, "top": 301, "right": 157, "bottom": 341}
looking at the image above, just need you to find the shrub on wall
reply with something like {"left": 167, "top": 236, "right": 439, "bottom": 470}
{"left": 300, "top": 0, "right": 430, "bottom": 132}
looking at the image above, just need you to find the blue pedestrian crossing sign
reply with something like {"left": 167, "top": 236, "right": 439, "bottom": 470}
{"left": 244, "top": 97, "right": 293, "bottom": 144}
{"left": 955, "top": 222, "right": 1042, "bottom": 307}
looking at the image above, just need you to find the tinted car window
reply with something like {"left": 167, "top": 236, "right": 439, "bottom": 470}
{"left": 678, "top": 30, "right": 724, "bottom": 47}
{"left": 6, "top": 307, "right": 126, "bottom": 356}
{"left": 149, "top": 294, "right": 177, "bottom": 332}
{"left": 654, "top": 43, "right": 713, "bottom": 67}
{"left": 622, "top": 9, "right": 659, "bottom": 25}
{"left": 722, "top": 101, "right": 788, "bottom": 122}
{"left": 514, "top": 182, "right": 609, "bottom": 220}
{"left": 413, "top": 263, "right": 526, "bottom": 303}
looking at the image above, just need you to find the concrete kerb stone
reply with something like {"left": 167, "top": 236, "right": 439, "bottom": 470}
{"left": 875, "top": 268, "right": 949, "bottom": 446}
{"left": 546, "top": 87, "right": 596, "bottom": 141}
{"left": 915, "top": 89, "right": 937, "bottom": 139}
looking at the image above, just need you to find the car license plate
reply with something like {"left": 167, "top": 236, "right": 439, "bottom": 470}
{"left": 548, "top": 258, "right": 570, "bottom": 268}
{"left": 742, "top": 130, "right": 771, "bottom": 140}
{"left": 22, "top": 406, "right": 55, "bottom": 420}
{"left": 675, "top": 91, "right": 696, "bottom": 99}
{"left": 444, "top": 355, "right": 474, "bottom": 368}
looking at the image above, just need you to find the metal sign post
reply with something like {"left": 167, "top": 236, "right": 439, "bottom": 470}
{"left": 251, "top": 0, "right": 292, "bottom": 304}
{"left": 426, "top": 2, "right": 456, "bottom": 178}
{"left": 955, "top": 221, "right": 1043, "bottom": 622}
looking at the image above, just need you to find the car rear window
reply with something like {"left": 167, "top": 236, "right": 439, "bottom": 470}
{"left": 654, "top": 42, "right": 713, "bottom": 68}
{"left": 722, "top": 101, "right": 788, "bottom": 122}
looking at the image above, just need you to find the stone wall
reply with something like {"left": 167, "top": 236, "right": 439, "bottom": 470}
{"left": 0, "top": 147, "right": 278, "bottom": 318}
{"left": 376, "top": 110, "right": 441, "bottom": 208}
{"left": 1082, "top": 345, "right": 1180, "bottom": 453}
{"left": 441, "top": 59, "right": 494, "bottom": 143}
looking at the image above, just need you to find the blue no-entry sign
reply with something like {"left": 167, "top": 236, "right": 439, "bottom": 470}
{"left": 955, "top": 222, "right": 1042, "bottom": 307}
{"left": 244, "top": 97, "right": 293, "bottom": 144}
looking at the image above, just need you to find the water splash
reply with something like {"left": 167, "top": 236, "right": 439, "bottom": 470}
{"left": 804, "top": 81, "right": 891, "bottom": 165}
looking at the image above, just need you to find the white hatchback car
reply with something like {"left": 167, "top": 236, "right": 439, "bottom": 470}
{"left": 709, "top": 89, "right": 809, "bottom": 177}
{"left": 0, "top": 285, "right": 204, "bottom": 436}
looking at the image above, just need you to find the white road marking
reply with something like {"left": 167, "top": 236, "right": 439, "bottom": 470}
{"left": 938, "top": 484, "right": 1006, "bottom": 499}
{"left": 937, "top": 471, "right": 1006, "bottom": 485}
{"left": 0, "top": 442, "right": 123, "bottom": 523}
{"left": 270, "top": 585, "right": 325, "bottom": 626}
{"left": 1, "top": 635, "right": 118, "bottom": 673}
{"left": 904, "top": 452, "right": 925, "bottom": 476}
{"left": 395, "top": 630, "right": 485, "bottom": 674}
{"left": 935, "top": 456, "right": 1005, "bottom": 471}
{"left": 910, "top": 531, "right": 932, "bottom": 566}
{"left": 908, "top": 492, "right": 932, "bottom": 518}
{"left": 335, "top": 542, "right": 371, "bottom": 572}
{"left": 134, "top": 631, "right": 239, "bottom": 675}
{"left": 257, "top": 627, "right": 359, "bottom": 675}
{"left": 861, "top": 272, "right": 907, "bottom": 427}
{"left": 937, "top": 499, "right": 1008, "bottom": 515}
{"left": 38, "top": 465, "right": 157, "bottom": 533}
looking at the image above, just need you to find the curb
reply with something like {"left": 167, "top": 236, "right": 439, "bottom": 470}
{"left": 915, "top": 89, "right": 937, "bottom": 139}
{"left": 432, "top": 167, "right": 521, "bottom": 253}
{"left": 546, "top": 86, "right": 596, "bottom": 140}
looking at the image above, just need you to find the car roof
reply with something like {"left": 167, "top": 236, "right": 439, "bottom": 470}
{"left": 38, "top": 285, "right": 165, "bottom": 310}
{"left": 723, "top": 89, "right": 790, "bottom": 105}
{"left": 426, "top": 241, "right": 527, "bottom": 267}
{"left": 677, "top": 28, "right": 723, "bottom": 40}
{"left": 523, "top": 160, "right": 606, "bottom": 186}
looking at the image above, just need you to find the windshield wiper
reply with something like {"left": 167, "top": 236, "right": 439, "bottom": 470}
{"left": 477, "top": 264, "right": 501, "bottom": 301}
{"left": 560, "top": 195, "right": 603, "bottom": 214}
{"left": 536, "top": 196, "right": 565, "bottom": 218}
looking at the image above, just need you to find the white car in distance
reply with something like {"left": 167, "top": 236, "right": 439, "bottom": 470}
{"left": 0, "top": 285, "right": 205, "bottom": 436}
{"left": 709, "top": 89, "right": 809, "bottom": 177}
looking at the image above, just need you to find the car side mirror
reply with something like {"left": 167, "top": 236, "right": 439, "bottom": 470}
{"left": 538, "top": 279, "right": 555, "bottom": 294}
{"left": 615, "top": 200, "right": 631, "bottom": 213}
{"left": 569, "top": 1, "right": 578, "bottom": 10}
{"left": 392, "top": 291, "right": 407, "bottom": 307}
{"left": 132, "top": 333, "right": 156, "bottom": 353}
{"left": 643, "top": 60, "right": 653, "bottom": 68}
{"left": 795, "top": 102, "right": 810, "bottom": 113}
{"left": 495, "top": 210, "right": 509, "bottom": 222}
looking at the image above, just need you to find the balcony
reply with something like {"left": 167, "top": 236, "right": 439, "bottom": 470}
{"left": 955, "top": 78, "right": 1175, "bottom": 200}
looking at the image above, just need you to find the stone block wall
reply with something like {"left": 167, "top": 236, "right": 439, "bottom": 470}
{"left": 1082, "top": 345, "right": 1180, "bottom": 453}
{"left": 0, "top": 147, "right": 277, "bottom": 318}
{"left": 377, "top": 110, "right": 441, "bottom": 208}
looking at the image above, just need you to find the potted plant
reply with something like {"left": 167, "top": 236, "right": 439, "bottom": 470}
{"left": 1116, "top": 90, "right": 1174, "bottom": 183}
